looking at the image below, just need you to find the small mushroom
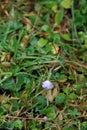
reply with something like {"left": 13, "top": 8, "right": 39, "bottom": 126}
{"left": 42, "top": 80, "right": 54, "bottom": 106}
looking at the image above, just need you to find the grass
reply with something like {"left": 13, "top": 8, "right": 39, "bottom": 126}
{"left": 0, "top": 0, "right": 87, "bottom": 130}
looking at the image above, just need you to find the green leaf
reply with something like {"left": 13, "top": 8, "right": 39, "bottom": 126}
{"left": 63, "top": 126, "right": 74, "bottom": 130}
{"left": 38, "top": 38, "right": 48, "bottom": 47}
{"left": 2, "top": 122, "right": 14, "bottom": 130}
{"left": 0, "top": 106, "right": 6, "bottom": 116}
{"left": 73, "top": 84, "right": 83, "bottom": 92}
{"left": 82, "top": 122, "right": 87, "bottom": 129}
{"left": 12, "top": 101, "right": 19, "bottom": 112}
{"left": 1, "top": 77, "right": 15, "bottom": 91}
{"left": 84, "top": 35, "right": 87, "bottom": 48}
{"left": 69, "top": 93, "right": 77, "bottom": 100}
{"left": 60, "top": 0, "right": 72, "bottom": 9}
{"left": 55, "top": 93, "right": 67, "bottom": 104}
{"left": 68, "top": 108, "right": 80, "bottom": 117}
{"left": 3, "top": 103, "right": 11, "bottom": 110}
{"left": 35, "top": 96, "right": 46, "bottom": 112}
{"left": 44, "top": 43, "right": 52, "bottom": 53}
{"left": 63, "top": 87, "right": 71, "bottom": 95}
{"left": 61, "top": 33, "right": 71, "bottom": 41}
{"left": 55, "top": 10, "right": 64, "bottom": 26}
{"left": 55, "top": 73, "right": 67, "bottom": 83}
{"left": 41, "top": 1, "right": 57, "bottom": 9}
{"left": 14, "top": 119, "right": 23, "bottom": 130}
{"left": 41, "top": 25, "right": 50, "bottom": 32}
{"left": 1, "top": 73, "right": 27, "bottom": 92}
{"left": 41, "top": 106, "right": 57, "bottom": 119}
{"left": 29, "top": 13, "right": 37, "bottom": 24}
{"left": 37, "top": 96, "right": 46, "bottom": 106}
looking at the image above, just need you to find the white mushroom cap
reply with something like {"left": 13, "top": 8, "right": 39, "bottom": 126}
{"left": 42, "top": 80, "right": 54, "bottom": 90}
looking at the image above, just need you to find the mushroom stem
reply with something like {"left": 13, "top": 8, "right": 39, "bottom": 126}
{"left": 46, "top": 90, "right": 49, "bottom": 106}
{"left": 46, "top": 90, "right": 51, "bottom": 106}
{"left": 47, "top": 97, "right": 49, "bottom": 106}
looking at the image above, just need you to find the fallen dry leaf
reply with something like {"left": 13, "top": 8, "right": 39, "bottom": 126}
{"left": 52, "top": 43, "right": 60, "bottom": 54}
{"left": 20, "top": 35, "right": 30, "bottom": 48}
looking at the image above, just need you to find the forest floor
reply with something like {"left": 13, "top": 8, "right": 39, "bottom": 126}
{"left": 0, "top": 0, "right": 87, "bottom": 130}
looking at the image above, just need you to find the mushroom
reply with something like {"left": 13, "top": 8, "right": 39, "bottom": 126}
{"left": 42, "top": 80, "right": 54, "bottom": 106}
